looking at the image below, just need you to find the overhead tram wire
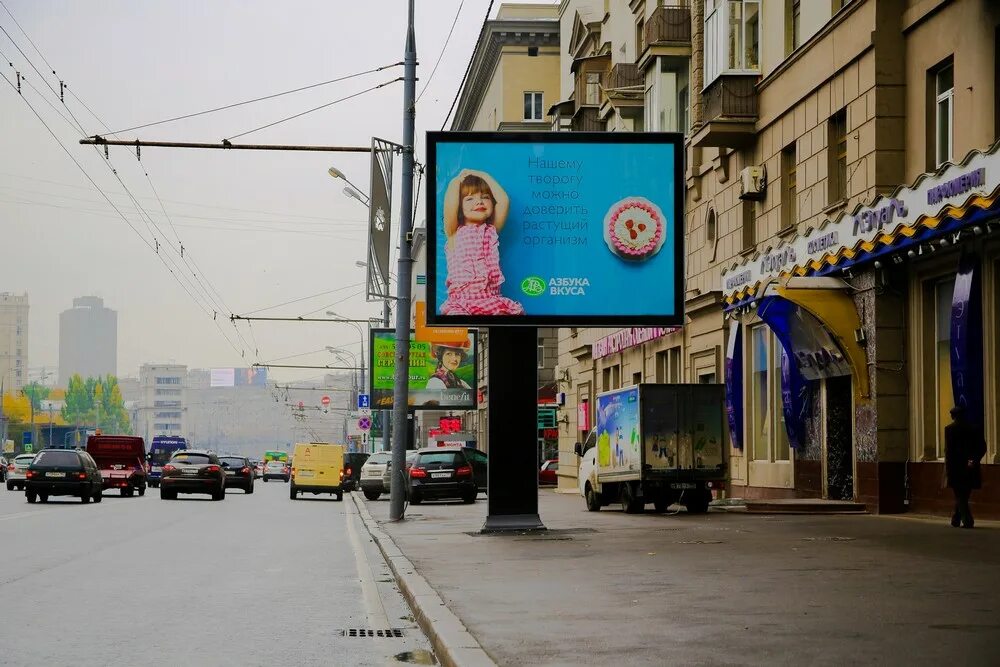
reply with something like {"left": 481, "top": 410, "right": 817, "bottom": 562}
{"left": 415, "top": 0, "right": 464, "bottom": 104}
{"left": 241, "top": 283, "right": 364, "bottom": 316}
{"left": 0, "top": 71, "right": 248, "bottom": 361}
{"left": 225, "top": 78, "right": 403, "bottom": 141}
{"left": 101, "top": 63, "right": 402, "bottom": 136}
{"left": 440, "top": 0, "right": 496, "bottom": 130}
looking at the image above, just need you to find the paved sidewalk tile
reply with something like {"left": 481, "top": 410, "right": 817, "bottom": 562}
{"left": 363, "top": 490, "right": 1000, "bottom": 666}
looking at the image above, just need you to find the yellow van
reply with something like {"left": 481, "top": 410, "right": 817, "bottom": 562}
{"left": 289, "top": 443, "right": 346, "bottom": 501}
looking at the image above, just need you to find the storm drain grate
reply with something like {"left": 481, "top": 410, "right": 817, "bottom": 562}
{"left": 340, "top": 628, "right": 406, "bottom": 638}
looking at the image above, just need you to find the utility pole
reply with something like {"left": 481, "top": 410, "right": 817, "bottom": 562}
{"left": 382, "top": 299, "right": 391, "bottom": 453}
{"left": 389, "top": 0, "right": 417, "bottom": 521}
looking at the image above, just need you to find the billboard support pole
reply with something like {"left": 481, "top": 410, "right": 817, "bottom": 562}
{"left": 382, "top": 299, "right": 391, "bottom": 453}
{"left": 482, "top": 326, "right": 546, "bottom": 532}
{"left": 389, "top": 0, "right": 417, "bottom": 521}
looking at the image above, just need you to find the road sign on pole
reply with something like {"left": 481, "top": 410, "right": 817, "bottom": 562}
{"left": 358, "top": 415, "right": 372, "bottom": 432}
{"left": 358, "top": 394, "right": 370, "bottom": 410}
{"left": 321, "top": 395, "right": 331, "bottom": 407}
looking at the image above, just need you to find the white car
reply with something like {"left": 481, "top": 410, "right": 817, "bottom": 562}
{"left": 6, "top": 453, "right": 36, "bottom": 491}
{"left": 359, "top": 451, "right": 391, "bottom": 500}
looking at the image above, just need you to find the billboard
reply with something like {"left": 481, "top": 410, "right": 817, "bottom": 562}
{"left": 368, "top": 138, "right": 398, "bottom": 301}
{"left": 596, "top": 386, "right": 641, "bottom": 475}
{"left": 369, "top": 328, "right": 477, "bottom": 410}
{"left": 210, "top": 367, "right": 268, "bottom": 387}
{"left": 426, "top": 131, "right": 684, "bottom": 326}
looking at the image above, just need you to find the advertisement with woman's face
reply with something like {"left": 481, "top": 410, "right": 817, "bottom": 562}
{"left": 370, "top": 329, "right": 477, "bottom": 410}
{"left": 427, "top": 132, "right": 684, "bottom": 327}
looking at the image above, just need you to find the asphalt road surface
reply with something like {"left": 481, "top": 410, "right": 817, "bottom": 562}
{"left": 0, "top": 480, "right": 434, "bottom": 667}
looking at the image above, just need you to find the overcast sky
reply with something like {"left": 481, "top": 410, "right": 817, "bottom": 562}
{"left": 1, "top": 0, "right": 544, "bottom": 385}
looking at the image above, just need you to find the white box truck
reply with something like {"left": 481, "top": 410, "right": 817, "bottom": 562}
{"left": 574, "top": 383, "right": 728, "bottom": 514}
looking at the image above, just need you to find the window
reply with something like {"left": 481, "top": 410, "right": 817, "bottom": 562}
{"left": 527, "top": 46, "right": 539, "bottom": 57}
{"left": 934, "top": 61, "right": 954, "bottom": 167}
{"left": 585, "top": 73, "right": 601, "bottom": 106}
{"left": 827, "top": 110, "right": 848, "bottom": 204}
{"left": 742, "top": 199, "right": 756, "bottom": 250}
{"left": 154, "top": 400, "right": 181, "bottom": 408}
{"left": 699, "top": 372, "right": 718, "bottom": 384}
{"left": 155, "top": 377, "right": 180, "bottom": 385}
{"left": 632, "top": 372, "right": 642, "bottom": 386}
{"left": 748, "top": 325, "right": 790, "bottom": 462}
{"left": 933, "top": 278, "right": 955, "bottom": 459}
{"left": 155, "top": 412, "right": 182, "bottom": 419}
{"left": 523, "top": 92, "right": 544, "bottom": 121}
{"left": 704, "top": 0, "right": 760, "bottom": 84}
{"left": 781, "top": 143, "right": 797, "bottom": 229}
{"left": 655, "top": 347, "right": 682, "bottom": 383}
{"left": 635, "top": 17, "right": 645, "bottom": 55}
{"left": 832, "top": 0, "right": 850, "bottom": 10}
{"left": 787, "top": 0, "right": 801, "bottom": 54}
{"left": 602, "top": 365, "right": 621, "bottom": 392}
{"left": 537, "top": 338, "right": 546, "bottom": 369}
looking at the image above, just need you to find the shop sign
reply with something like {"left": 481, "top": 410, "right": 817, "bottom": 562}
{"left": 593, "top": 326, "right": 678, "bottom": 360}
{"left": 721, "top": 148, "right": 999, "bottom": 299}
{"left": 426, "top": 131, "right": 685, "bottom": 327}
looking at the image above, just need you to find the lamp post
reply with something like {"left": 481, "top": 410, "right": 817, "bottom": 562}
{"left": 325, "top": 346, "right": 360, "bottom": 405}
{"left": 325, "top": 313, "right": 366, "bottom": 398}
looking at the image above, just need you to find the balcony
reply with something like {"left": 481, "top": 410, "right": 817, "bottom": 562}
{"left": 692, "top": 73, "right": 759, "bottom": 148}
{"left": 638, "top": 3, "right": 692, "bottom": 69}
{"left": 571, "top": 107, "right": 605, "bottom": 132}
{"left": 599, "top": 62, "right": 644, "bottom": 121}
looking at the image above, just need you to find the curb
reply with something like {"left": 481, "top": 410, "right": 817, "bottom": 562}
{"left": 351, "top": 493, "right": 497, "bottom": 667}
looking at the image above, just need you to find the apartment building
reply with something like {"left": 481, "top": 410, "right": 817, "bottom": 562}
{"left": 134, "top": 363, "right": 187, "bottom": 445}
{"left": 0, "top": 292, "right": 29, "bottom": 392}
{"left": 447, "top": 3, "right": 563, "bottom": 460}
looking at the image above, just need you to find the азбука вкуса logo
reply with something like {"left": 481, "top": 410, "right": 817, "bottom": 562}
{"left": 520, "top": 276, "right": 546, "bottom": 297}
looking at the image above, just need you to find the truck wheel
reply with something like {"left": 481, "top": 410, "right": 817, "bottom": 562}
{"left": 336, "top": 492, "right": 343, "bottom": 501}
{"left": 684, "top": 489, "right": 711, "bottom": 514}
{"left": 585, "top": 483, "right": 602, "bottom": 512}
{"left": 289, "top": 485, "right": 297, "bottom": 500}
{"left": 653, "top": 497, "right": 669, "bottom": 513}
{"left": 264, "top": 477, "right": 269, "bottom": 483}
{"left": 621, "top": 482, "right": 644, "bottom": 514}
{"left": 363, "top": 489, "right": 381, "bottom": 501}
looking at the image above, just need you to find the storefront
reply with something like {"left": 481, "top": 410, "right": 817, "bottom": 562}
{"left": 721, "top": 142, "right": 1000, "bottom": 515}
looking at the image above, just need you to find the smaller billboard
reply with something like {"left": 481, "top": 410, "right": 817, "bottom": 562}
{"left": 370, "top": 328, "right": 478, "bottom": 411}
{"left": 210, "top": 367, "right": 268, "bottom": 387}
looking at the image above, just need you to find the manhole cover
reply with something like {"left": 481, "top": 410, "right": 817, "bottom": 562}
{"left": 340, "top": 628, "right": 406, "bottom": 638}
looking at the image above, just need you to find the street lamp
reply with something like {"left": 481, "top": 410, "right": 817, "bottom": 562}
{"left": 326, "top": 313, "right": 366, "bottom": 397}
{"left": 328, "top": 166, "right": 370, "bottom": 206}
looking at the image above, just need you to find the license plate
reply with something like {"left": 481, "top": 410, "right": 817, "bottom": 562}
{"left": 670, "top": 482, "right": 696, "bottom": 490}
{"left": 298, "top": 471, "right": 314, "bottom": 477}
{"left": 431, "top": 472, "right": 450, "bottom": 479}
{"left": 182, "top": 469, "right": 198, "bottom": 475}
{"left": 151, "top": 466, "right": 161, "bottom": 472}
{"left": 47, "top": 472, "right": 66, "bottom": 478}
{"left": 225, "top": 471, "right": 235, "bottom": 475}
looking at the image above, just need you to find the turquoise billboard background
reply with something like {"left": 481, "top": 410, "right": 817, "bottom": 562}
{"left": 431, "top": 138, "right": 679, "bottom": 321}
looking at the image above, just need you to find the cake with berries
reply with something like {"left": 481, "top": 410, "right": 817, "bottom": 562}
{"left": 603, "top": 197, "right": 665, "bottom": 261}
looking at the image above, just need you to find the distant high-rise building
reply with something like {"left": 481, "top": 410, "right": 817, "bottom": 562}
{"left": 135, "top": 363, "right": 187, "bottom": 444}
{"left": 59, "top": 296, "right": 117, "bottom": 386}
{"left": 0, "top": 292, "right": 29, "bottom": 392}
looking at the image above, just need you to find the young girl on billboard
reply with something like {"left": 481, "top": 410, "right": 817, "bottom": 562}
{"left": 440, "top": 169, "right": 524, "bottom": 316}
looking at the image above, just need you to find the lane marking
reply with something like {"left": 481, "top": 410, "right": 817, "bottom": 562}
{"left": 344, "top": 494, "right": 391, "bottom": 630}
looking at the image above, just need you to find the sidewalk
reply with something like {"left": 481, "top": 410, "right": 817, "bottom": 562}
{"left": 358, "top": 490, "right": 1000, "bottom": 666}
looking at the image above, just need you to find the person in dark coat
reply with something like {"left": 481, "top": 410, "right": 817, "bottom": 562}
{"left": 944, "top": 406, "right": 987, "bottom": 528}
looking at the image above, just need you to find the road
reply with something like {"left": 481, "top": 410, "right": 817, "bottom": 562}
{"left": 0, "top": 479, "right": 434, "bottom": 667}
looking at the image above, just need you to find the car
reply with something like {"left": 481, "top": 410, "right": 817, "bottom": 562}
{"left": 382, "top": 450, "right": 418, "bottom": 495}
{"left": 219, "top": 455, "right": 255, "bottom": 494}
{"left": 159, "top": 450, "right": 226, "bottom": 500}
{"left": 405, "top": 447, "right": 480, "bottom": 505}
{"left": 341, "top": 452, "right": 369, "bottom": 493}
{"left": 24, "top": 448, "right": 104, "bottom": 504}
{"left": 539, "top": 458, "right": 559, "bottom": 486}
{"left": 262, "top": 460, "right": 290, "bottom": 482}
{"left": 289, "top": 442, "right": 345, "bottom": 501}
{"left": 359, "top": 451, "right": 391, "bottom": 500}
{"left": 6, "top": 453, "right": 35, "bottom": 491}
{"left": 0, "top": 456, "right": 7, "bottom": 483}
{"left": 249, "top": 460, "right": 262, "bottom": 479}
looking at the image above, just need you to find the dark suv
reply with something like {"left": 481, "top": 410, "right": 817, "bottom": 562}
{"left": 406, "top": 447, "right": 480, "bottom": 505}
{"left": 25, "top": 448, "right": 104, "bottom": 504}
{"left": 160, "top": 450, "right": 226, "bottom": 501}
{"left": 219, "top": 455, "right": 255, "bottom": 494}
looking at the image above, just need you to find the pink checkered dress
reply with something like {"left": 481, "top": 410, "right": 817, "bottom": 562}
{"left": 441, "top": 223, "right": 524, "bottom": 316}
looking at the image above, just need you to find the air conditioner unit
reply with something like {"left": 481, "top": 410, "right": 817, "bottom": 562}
{"left": 739, "top": 165, "right": 767, "bottom": 201}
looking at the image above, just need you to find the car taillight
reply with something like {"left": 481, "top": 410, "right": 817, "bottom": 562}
{"left": 241, "top": 467, "right": 250, "bottom": 474}
{"left": 339, "top": 470, "right": 344, "bottom": 480}
{"left": 205, "top": 465, "right": 221, "bottom": 473}
{"left": 409, "top": 467, "right": 427, "bottom": 479}
{"left": 163, "top": 464, "right": 176, "bottom": 473}
{"left": 455, "top": 465, "right": 472, "bottom": 477}
{"left": 345, "top": 467, "right": 352, "bottom": 477}
{"left": 6, "top": 464, "right": 12, "bottom": 471}
{"left": 25, "top": 470, "right": 36, "bottom": 479}
{"left": 77, "top": 472, "right": 87, "bottom": 480}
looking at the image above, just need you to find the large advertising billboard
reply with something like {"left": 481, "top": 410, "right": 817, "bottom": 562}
{"left": 369, "top": 328, "right": 477, "bottom": 410}
{"left": 210, "top": 367, "right": 268, "bottom": 387}
{"left": 426, "top": 132, "right": 684, "bottom": 326}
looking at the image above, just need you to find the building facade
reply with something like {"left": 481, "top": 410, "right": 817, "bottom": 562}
{"left": 0, "top": 292, "right": 29, "bottom": 392}
{"left": 447, "top": 3, "right": 563, "bottom": 460}
{"left": 134, "top": 363, "right": 187, "bottom": 445}
{"left": 58, "top": 296, "right": 117, "bottom": 386}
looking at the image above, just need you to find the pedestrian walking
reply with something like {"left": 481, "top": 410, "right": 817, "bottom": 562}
{"left": 944, "top": 406, "right": 987, "bottom": 528}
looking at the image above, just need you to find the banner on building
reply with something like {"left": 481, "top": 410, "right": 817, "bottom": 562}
{"left": 426, "top": 131, "right": 684, "bottom": 326}
{"left": 369, "top": 328, "right": 478, "bottom": 411}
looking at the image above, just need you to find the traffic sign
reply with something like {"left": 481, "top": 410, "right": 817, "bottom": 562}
{"left": 358, "top": 415, "right": 372, "bottom": 432}
{"left": 321, "top": 395, "right": 331, "bottom": 406}
{"left": 358, "top": 394, "right": 370, "bottom": 410}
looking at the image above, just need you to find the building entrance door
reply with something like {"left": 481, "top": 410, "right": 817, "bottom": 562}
{"left": 824, "top": 375, "right": 854, "bottom": 500}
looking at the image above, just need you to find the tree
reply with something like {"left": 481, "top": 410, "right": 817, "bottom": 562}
{"left": 61, "top": 373, "right": 131, "bottom": 434}
{"left": 62, "top": 374, "right": 91, "bottom": 426}
{"left": 2, "top": 392, "right": 31, "bottom": 424}
{"left": 22, "top": 382, "right": 50, "bottom": 411}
